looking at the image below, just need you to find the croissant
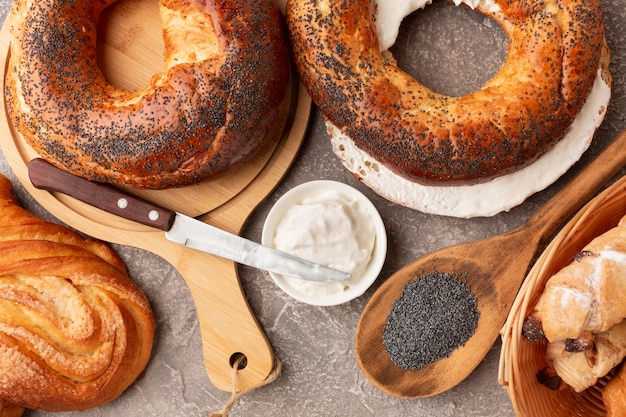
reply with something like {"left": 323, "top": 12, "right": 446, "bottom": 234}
{"left": 603, "top": 364, "right": 626, "bottom": 417}
{"left": 536, "top": 215, "right": 626, "bottom": 342}
{"left": 0, "top": 174, "right": 155, "bottom": 415}
{"left": 546, "top": 320, "right": 626, "bottom": 393}
{"left": 522, "top": 214, "right": 626, "bottom": 395}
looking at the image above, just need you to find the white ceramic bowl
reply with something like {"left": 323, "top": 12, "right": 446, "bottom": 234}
{"left": 262, "top": 180, "right": 387, "bottom": 306}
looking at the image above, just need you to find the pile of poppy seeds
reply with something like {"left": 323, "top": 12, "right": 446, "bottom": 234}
{"left": 382, "top": 271, "right": 480, "bottom": 370}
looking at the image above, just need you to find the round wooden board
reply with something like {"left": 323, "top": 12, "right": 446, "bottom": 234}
{"left": 0, "top": 0, "right": 310, "bottom": 392}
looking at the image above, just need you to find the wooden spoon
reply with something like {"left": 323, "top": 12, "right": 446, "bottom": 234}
{"left": 355, "top": 128, "right": 626, "bottom": 398}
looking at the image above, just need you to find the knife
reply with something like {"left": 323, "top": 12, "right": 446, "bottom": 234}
{"left": 27, "top": 158, "right": 351, "bottom": 282}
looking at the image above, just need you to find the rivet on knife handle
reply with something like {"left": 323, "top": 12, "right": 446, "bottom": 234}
{"left": 28, "top": 158, "right": 175, "bottom": 231}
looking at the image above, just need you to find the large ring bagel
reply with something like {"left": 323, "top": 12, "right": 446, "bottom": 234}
{"left": 5, "top": 0, "right": 289, "bottom": 189}
{"left": 286, "top": 0, "right": 607, "bottom": 186}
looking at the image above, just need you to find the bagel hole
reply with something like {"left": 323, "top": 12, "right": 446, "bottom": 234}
{"left": 97, "top": 0, "right": 165, "bottom": 91}
{"left": 389, "top": 0, "right": 508, "bottom": 97}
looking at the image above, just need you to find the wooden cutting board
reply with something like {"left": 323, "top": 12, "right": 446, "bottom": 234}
{"left": 0, "top": 0, "right": 310, "bottom": 392}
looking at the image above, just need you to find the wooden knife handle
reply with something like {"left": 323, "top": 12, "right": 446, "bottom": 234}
{"left": 28, "top": 158, "right": 175, "bottom": 231}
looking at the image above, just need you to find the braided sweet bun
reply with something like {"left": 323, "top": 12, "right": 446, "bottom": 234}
{"left": 286, "top": 0, "right": 611, "bottom": 217}
{"left": 0, "top": 175, "right": 155, "bottom": 414}
{"left": 5, "top": 0, "right": 289, "bottom": 189}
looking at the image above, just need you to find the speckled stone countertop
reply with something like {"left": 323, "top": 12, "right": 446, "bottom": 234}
{"left": 1, "top": 1, "right": 625, "bottom": 416}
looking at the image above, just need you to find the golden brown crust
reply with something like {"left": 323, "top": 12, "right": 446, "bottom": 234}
{"left": 0, "top": 175, "right": 155, "bottom": 412}
{"left": 604, "top": 366, "right": 626, "bottom": 417}
{"left": 286, "top": 0, "right": 607, "bottom": 185}
{"left": 0, "top": 398, "right": 24, "bottom": 417}
{"left": 5, "top": 0, "right": 290, "bottom": 189}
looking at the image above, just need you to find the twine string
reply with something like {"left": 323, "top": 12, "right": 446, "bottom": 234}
{"left": 209, "top": 355, "right": 282, "bottom": 417}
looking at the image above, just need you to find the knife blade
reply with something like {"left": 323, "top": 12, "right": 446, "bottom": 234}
{"left": 27, "top": 158, "right": 351, "bottom": 282}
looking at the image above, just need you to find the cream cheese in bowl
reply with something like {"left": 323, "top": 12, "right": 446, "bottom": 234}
{"left": 262, "top": 180, "right": 387, "bottom": 306}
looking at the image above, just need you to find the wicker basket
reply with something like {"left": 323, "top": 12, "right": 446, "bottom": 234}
{"left": 499, "top": 174, "right": 626, "bottom": 417}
